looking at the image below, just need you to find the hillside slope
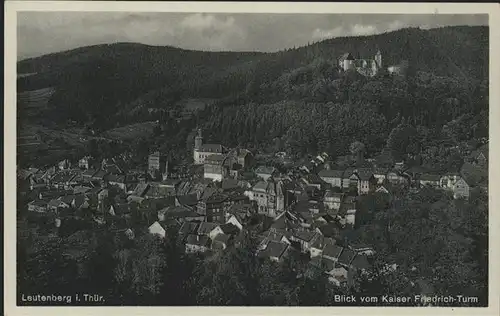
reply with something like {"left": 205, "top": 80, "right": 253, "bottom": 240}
{"left": 17, "top": 26, "right": 488, "bottom": 129}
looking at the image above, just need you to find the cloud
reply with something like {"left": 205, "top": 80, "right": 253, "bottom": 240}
{"left": 16, "top": 12, "right": 488, "bottom": 59}
{"left": 176, "top": 13, "right": 246, "bottom": 51}
{"left": 312, "top": 26, "right": 344, "bottom": 40}
{"left": 351, "top": 24, "right": 378, "bottom": 36}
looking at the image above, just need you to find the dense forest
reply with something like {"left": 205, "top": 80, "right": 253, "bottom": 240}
{"left": 17, "top": 26, "right": 488, "bottom": 132}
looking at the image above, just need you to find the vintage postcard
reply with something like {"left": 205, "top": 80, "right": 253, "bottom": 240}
{"left": 4, "top": 1, "right": 500, "bottom": 316}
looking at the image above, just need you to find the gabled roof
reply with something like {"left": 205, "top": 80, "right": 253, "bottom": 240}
{"left": 177, "top": 193, "right": 199, "bottom": 206}
{"left": 59, "top": 195, "right": 75, "bottom": 205}
{"left": 311, "top": 235, "right": 336, "bottom": 250}
{"left": 339, "top": 52, "right": 355, "bottom": 61}
{"left": 253, "top": 181, "right": 268, "bottom": 192}
{"left": 29, "top": 199, "right": 49, "bottom": 207}
{"left": 318, "top": 169, "right": 344, "bottom": 178}
{"left": 325, "top": 191, "right": 344, "bottom": 200}
{"left": 92, "top": 169, "right": 109, "bottom": 179}
{"left": 316, "top": 223, "right": 340, "bottom": 238}
{"left": 265, "top": 241, "right": 288, "bottom": 259}
{"left": 221, "top": 179, "right": 239, "bottom": 191}
{"left": 357, "top": 168, "right": 374, "bottom": 180}
{"left": 419, "top": 173, "right": 441, "bottom": 181}
{"left": 338, "top": 248, "right": 357, "bottom": 266}
{"left": 219, "top": 223, "right": 240, "bottom": 235}
{"left": 148, "top": 221, "right": 166, "bottom": 234}
{"left": 204, "top": 154, "right": 225, "bottom": 164}
{"left": 351, "top": 254, "right": 372, "bottom": 270}
{"left": 179, "top": 222, "right": 200, "bottom": 235}
{"left": 293, "top": 230, "right": 318, "bottom": 242}
{"left": 199, "top": 144, "right": 223, "bottom": 153}
{"left": 197, "top": 222, "right": 219, "bottom": 235}
{"left": 186, "top": 234, "right": 211, "bottom": 247}
{"left": 255, "top": 166, "right": 276, "bottom": 175}
{"left": 323, "top": 244, "right": 343, "bottom": 259}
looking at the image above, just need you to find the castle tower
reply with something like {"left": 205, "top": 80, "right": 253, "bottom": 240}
{"left": 375, "top": 49, "right": 382, "bottom": 69}
{"left": 340, "top": 53, "right": 355, "bottom": 71}
{"left": 194, "top": 129, "right": 203, "bottom": 151}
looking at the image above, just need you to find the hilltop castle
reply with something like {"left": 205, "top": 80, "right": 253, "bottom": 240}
{"left": 338, "top": 49, "right": 383, "bottom": 77}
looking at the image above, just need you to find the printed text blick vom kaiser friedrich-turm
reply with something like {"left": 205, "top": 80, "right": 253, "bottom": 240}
{"left": 333, "top": 294, "right": 479, "bottom": 304}
{"left": 21, "top": 294, "right": 105, "bottom": 304}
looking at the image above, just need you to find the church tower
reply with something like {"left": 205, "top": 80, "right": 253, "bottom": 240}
{"left": 194, "top": 128, "right": 203, "bottom": 151}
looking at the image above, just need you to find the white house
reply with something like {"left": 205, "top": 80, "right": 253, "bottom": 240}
{"left": 148, "top": 221, "right": 166, "bottom": 239}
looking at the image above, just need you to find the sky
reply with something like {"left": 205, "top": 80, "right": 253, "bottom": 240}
{"left": 17, "top": 12, "right": 488, "bottom": 60}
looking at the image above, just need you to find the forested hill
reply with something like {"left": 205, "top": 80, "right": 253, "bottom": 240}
{"left": 17, "top": 25, "right": 488, "bottom": 135}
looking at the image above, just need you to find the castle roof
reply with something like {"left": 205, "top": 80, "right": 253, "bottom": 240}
{"left": 339, "top": 53, "right": 355, "bottom": 61}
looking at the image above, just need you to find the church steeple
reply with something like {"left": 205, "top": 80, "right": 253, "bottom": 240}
{"left": 194, "top": 128, "right": 203, "bottom": 151}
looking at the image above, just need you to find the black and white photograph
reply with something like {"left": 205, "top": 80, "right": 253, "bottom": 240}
{"left": 6, "top": 1, "right": 499, "bottom": 313}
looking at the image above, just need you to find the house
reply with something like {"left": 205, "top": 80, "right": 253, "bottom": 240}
{"left": 255, "top": 166, "right": 277, "bottom": 181}
{"left": 260, "top": 230, "right": 292, "bottom": 250}
{"left": 419, "top": 174, "right": 441, "bottom": 188}
{"left": 356, "top": 168, "right": 375, "bottom": 195}
{"left": 249, "top": 179, "right": 286, "bottom": 218}
{"left": 348, "top": 243, "right": 375, "bottom": 256}
{"left": 78, "top": 156, "right": 93, "bottom": 170}
{"left": 261, "top": 240, "right": 289, "bottom": 262}
{"left": 212, "top": 233, "right": 231, "bottom": 251}
{"left": 82, "top": 169, "right": 97, "bottom": 182}
{"left": 197, "top": 191, "right": 227, "bottom": 223}
{"left": 92, "top": 169, "right": 109, "bottom": 183}
{"left": 197, "top": 222, "right": 220, "bottom": 236}
{"left": 338, "top": 202, "right": 357, "bottom": 226}
{"left": 321, "top": 242, "right": 342, "bottom": 261}
{"left": 148, "top": 221, "right": 167, "bottom": 239}
{"left": 132, "top": 183, "right": 150, "bottom": 198}
{"left": 324, "top": 191, "right": 344, "bottom": 211}
{"left": 27, "top": 199, "right": 49, "bottom": 212}
{"left": 204, "top": 154, "right": 229, "bottom": 182}
{"left": 225, "top": 213, "right": 245, "bottom": 231}
{"left": 452, "top": 178, "right": 470, "bottom": 200}
{"left": 318, "top": 169, "right": 343, "bottom": 188}
{"left": 72, "top": 194, "right": 89, "bottom": 209}
{"left": 328, "top": 266, "right": 350, "bottom": 287}
{"left": 179, "top": 221, "right": 199, "bottom": 236}
{"left": 309, "top": 236, "right": 336, "bottom": 258}
{"left": 73, "top": 185, "right": 92, "bottom": 195}
{"left": 470, "top": 144, "right": 488, "bottom": 167}
{"left": 209, "top": 223, "right": 240, "bottom": 240}
{"left": 47, "top": 199, "right": 71, "bottom": 211}
{"left": 185, "top": 234, "right": 211, "bottom": 253}
{"left": 350, "top": 254, "right": 372, "bottom": 274}
{"left": 58, "top": 159, "right": 71, "bottom": 170}
{"left": 289, "top": 231, "right": 320, "bottom": 253}
{"left": 158, "top": 205, "right": 204, "bottom": 223}
{"left": 302, "top": 174, "right": 324, "bottom": 190}
{"left": 386, "top": 169, "right": 408, "bottom": 186}
{"left": 440, "top": 173, "right": 462, "bottom": 190}
{"left": 372, "top": 167, "right": 388, "bottom": 184}
{"left": 107, "top": 175, "right": 127, "bottom": 192}
{"left": 148, "top": 151, "right": 168, "bottom": 174}
{"left": 236, "top": 149, "right": 254, "bottom": 169}
{"left": 176, "top": 193, "right": 199, "bottom": 209}
{"left": 337, "top": 248, "right": 357, "bottom": 269}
